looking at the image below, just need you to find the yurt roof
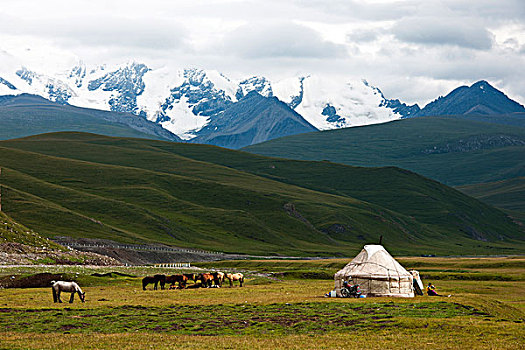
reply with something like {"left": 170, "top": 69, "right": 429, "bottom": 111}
{"left": 335, "top": 244, "right": 411, "bottom": 279}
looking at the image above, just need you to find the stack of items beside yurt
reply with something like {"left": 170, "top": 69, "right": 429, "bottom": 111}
{"left": 334, "top": 245, "right": 415, "bottom": 298}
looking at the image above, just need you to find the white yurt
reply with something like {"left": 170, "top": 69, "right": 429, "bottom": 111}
{"left": 334, "top": 245, "right": 414, "bottom": 297}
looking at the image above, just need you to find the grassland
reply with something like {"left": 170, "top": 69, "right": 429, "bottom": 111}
{"left": 0, "top": 257, "right": 523, "bottom": 349}
{"left": 0, "top": 132, "right": 523, "bottom": 256}
{"left": 243, "top": 116, "right": 525, "bottom": 186}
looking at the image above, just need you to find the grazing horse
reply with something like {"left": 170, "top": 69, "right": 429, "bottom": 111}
{"left": 166, "top": 274, "right": 188, "bottom": 289}
{"left": 197, "top": 273, "right": 215, "bottom": 288}
{"left": 226, "top": 273, "right": 244, "bottom": 287}
{"left": 212, "top": 271, "right": 225, "bottom": 287}
{"left": 51, "top": 281, "right": 85, "bottom": 303}
{"left": 142, "top": 274, "right": 166, "bottom": 290}
{"left": 154, "top": 274, "right": 166, "bottom": 290}
{"left": 183, "top": 273, "right": 198, "bottom": 283}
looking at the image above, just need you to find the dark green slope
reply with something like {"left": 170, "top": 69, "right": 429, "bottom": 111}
{"left": 458, "top": 177, "right": 525, "bottom": 222}
{"left": 0, "top": 132, "right": 523, "bottom": 256}
{"left": 243, "top": 117, "right": 525, "bottom": 186}
{"left": 0, "top": 94, "right": 181, "bottom": 142}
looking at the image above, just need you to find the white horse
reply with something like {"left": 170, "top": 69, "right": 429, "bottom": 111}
{"left": 225, "top": 273, "right": 244, "bottom": 287}
{"left": 51, "top": 281, "right": 85, "bottom": 303}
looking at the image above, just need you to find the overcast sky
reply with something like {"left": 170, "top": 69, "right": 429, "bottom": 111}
{"left": 1, "top": 0, "right": 524, "bottom": 105}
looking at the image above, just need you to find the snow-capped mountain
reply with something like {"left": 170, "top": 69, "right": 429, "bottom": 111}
{"left": 0, "top": 53, "right": 417, "bottom": 142}
{"left": 271, "top": 76, "right": 418, "bottom": 130}
{"left": 191, "top": 91, "right": 317, "bottom": 149}
{"left": 150, "top": 68, "right": 237, "bottom": 139}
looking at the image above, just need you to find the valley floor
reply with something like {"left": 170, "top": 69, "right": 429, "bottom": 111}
{"left": 0, "top": 257, "right": 523, "bottom": 349}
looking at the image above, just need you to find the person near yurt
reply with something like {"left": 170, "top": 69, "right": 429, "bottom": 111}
{"left": 334, "top": 245, "right": 415, "bottom": 298}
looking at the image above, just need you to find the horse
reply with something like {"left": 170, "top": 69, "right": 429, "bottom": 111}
{"left": 197, "top": 273, "right": 215, "bottom": 288}
{"left": 51, "top": 281, "right": 85, "bottom": 303}
{"left": 166, "top": 274, "right": 188, "bottom": 289}
{"left": 183, "top": 273, "right": 198, "bottom": 283}
{"left": 154, "top": 274, "right": 166, "bottom": 290}
{"left": 226, "top": 273, "right": 244, "bottom": 287}
{"left": 142, "top": 274, "right": 166, "bottom": 290}
{"left": 212, "top": 271, "right": 225, "bottom": 287}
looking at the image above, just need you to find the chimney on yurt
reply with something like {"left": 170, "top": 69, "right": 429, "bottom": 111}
{"left": 334, "top": 245, "right": 414, "bottom": 298}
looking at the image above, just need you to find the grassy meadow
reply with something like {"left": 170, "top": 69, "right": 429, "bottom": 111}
{"left": 0, "top": 257, "right": 523, "bottom": 349}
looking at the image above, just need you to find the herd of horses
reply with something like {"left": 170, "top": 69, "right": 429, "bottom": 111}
{"left": 142, "top": 272, "right": 244, "bottom": 290}
{"left": 49, "top": 271, "right": 244, "bottom": 304}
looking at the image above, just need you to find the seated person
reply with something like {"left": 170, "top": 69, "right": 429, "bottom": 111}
{"left": 427, "top": 282, "right": 451, "bottom": 297}
{"left": 426, "top": 283, "right": 439, "bottom": 296}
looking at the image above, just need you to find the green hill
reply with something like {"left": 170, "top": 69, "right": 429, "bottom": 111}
{"left": 458, "top": 177, "right": 525, "bottom": 222}
{"left": 0, "top": 132, "right": 523, "bottom": 256}
{"left": 0, "top": 211, "right": 61, "bottom": 249}
{"left": 243, "top": 116, "right": 525, "bottom": 186}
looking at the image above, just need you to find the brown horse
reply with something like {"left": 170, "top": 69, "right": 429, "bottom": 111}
{"left": 197, "top": 273, "right": 215, "bottom": 288}
{"left": 212, "top": 271, "right": 225, "bottom": 287}
{"left": 142, "top": 274, "right": 166, "bottom": 290}
{"left": 154, "top": 274, "right": 166, "bottom": 290}
{"left": 226, "top": 273, "right": 244, "bottom": 287}
{"left": 183, "top": 273, "right": 198, "bottom": 282}
{"left": 166, "top": 274, "right": 188, "bottom": 289}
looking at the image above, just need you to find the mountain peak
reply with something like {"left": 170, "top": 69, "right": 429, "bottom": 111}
{"left": 191, "top": 93, "right": 317, "bottom": 149}
{"left": 415, "top": 80, "right": 525, "bottom": 117}
{"left": 471, "top": 80, "right": 491, "bottom": 89}
{"left": 242, "top": 90, "right": 265, "bottom": 100}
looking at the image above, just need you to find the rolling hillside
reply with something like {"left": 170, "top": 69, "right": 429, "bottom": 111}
{"left": 244, "top": 116, "right": 525, "bottom": 186}
{"left": 458, "top": 177, "right": 525, "bottom": 222}
{"left": 0, "top": 132, "right": 522, "bottom": 256}
{"left": 0, "top": 94, "right": 181, "bottom": 141}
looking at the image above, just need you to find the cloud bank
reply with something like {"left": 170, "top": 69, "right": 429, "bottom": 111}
{"left": 0, "top": 0, "right": 523, "bottom": 105}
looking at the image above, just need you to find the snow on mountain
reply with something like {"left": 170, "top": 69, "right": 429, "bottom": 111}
{"left": 86, "top": 62, "right": 150, "bottom": 115}
{"left": 272, "top": 76, "right": 406, "bottom": 130}
{"left": 0, "top": 50, "right": 417, "bottom": 140}
{"left": 151, "top": 68, "right": 238, "bottom": 139}
{"left": 0, "top": 77, "right": 17, "bottom": 95}
{"left": 236, "top": 76, "right": 273, "bottom": 100}
{"left": 15, "top": 67, "right": 74, "bottom": 104}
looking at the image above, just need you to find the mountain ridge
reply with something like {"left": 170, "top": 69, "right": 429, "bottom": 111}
{"left": 0, "top": 93, "right": 182, "bottom": 142}
{"left": 414, "top": 80, "right": 525, "bottom": 117}
{"left": 0, "top": 59, "right": 416, "bottom": 141}
{"left": 1, "top": 54, "right": 524, "bottom": 148}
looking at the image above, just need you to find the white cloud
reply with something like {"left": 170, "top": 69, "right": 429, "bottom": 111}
{"left": 0, "top": 13, "right": 187, "bottom": 50}
{"left": 219, "top": 21, "right": 348, "bottom": 59}
{"left": 0, "top": 0, "right": 523, "bottom": 106}
{"left": 392, "top": 17, "right": 494, "bottom": 50}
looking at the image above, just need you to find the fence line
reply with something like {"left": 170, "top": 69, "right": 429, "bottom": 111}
{"left": 153, "top": 263, "right": 191, "bottom": 268}
{"left": 59, "top": 242, "right": 223, "bottom": 256}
